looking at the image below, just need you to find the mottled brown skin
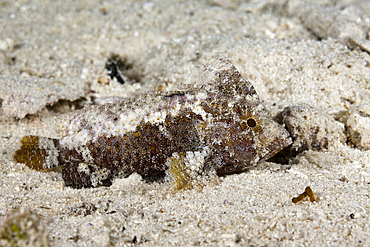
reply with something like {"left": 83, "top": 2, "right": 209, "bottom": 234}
{"left": 14, "top": 97, "right": 263, "bottom": 189}
{"left": 58, "top": 101, "right": 257, "bottom": 188}
{"left": 13, "top": 55, "right": 292, "bottom": 189}
{"left": 58, "top": 108, "right": 204, "bottom": 188}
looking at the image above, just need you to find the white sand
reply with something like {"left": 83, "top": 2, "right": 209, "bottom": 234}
{"left": 1, "top": 0, "right": 370, "bottom": 246}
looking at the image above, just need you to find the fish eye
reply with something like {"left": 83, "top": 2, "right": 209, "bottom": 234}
{"left": 241, "top": 117, "right": 257, "bottom": 130}
{"left": 246, "top": 118, "right": 257, "bottom": 128}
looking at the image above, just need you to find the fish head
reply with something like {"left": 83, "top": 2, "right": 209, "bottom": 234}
{"left": 207, "top": 95, "right": 292, "bottom": 175}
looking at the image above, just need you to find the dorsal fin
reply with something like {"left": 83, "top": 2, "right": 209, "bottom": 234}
{"left": 197, "top": 54, "right": 257, "bottom": 97}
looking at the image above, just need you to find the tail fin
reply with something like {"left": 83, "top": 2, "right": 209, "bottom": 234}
{"left": 13, "top": 135, "right": 60, "bottom": 170}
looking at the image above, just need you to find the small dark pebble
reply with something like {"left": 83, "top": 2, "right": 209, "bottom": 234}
{"left": 132, "top": 236, "right": 137, "bottom": 243}
{"left": 70, "top": 235, "right": 79, "bottom": 242}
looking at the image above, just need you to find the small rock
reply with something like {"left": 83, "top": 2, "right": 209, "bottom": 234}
{"left": 0, "top": 50, "right": 12, "bottom": 65}
{"left": 275, "top": 104, "right": 346, "bottom": 154}
{"left": 346, "top": 104, "right": 370, "bottom": 150}
{"left": 0, "top": 76, "right": 88, "bottom": 118}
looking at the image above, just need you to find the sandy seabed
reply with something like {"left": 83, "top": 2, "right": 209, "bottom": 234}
{"left": 1, "top": 0, "right": 370, "bottom": 246}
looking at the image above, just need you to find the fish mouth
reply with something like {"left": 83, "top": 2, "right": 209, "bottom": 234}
{"left": 260, "top": 136, "right": 292, "bottom": 162}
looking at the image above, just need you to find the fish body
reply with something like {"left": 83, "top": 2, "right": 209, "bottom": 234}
{"left": 14, "top": 55, "right": 292, "bottom": 189}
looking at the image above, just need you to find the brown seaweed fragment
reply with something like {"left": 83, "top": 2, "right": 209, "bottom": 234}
{"left": 14, "top": 54, "right": 292, "bottom": 189}
{"left": 292, "top": 186, "right": 316, "bottom": 203}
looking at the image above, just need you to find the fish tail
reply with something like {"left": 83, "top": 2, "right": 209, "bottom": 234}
{"left": 13, "top": 135, "right": 60, "bottom": 170}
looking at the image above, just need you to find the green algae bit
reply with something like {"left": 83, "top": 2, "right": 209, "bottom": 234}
{"left": 0, "top": 208, "right": 49, "bottom": 247}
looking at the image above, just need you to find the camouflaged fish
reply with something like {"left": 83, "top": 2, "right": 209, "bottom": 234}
{"left": 13, "top": 55, "right": 292, "bottom": 189}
